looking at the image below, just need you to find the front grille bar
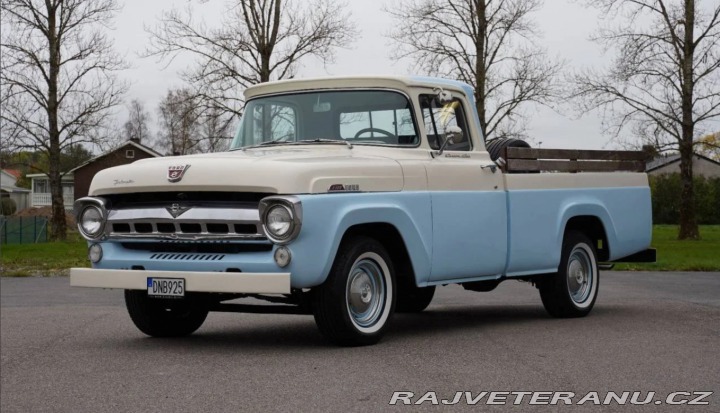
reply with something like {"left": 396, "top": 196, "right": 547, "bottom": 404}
{"left": 104, "top": 206, "right": 266, "bottom": 241}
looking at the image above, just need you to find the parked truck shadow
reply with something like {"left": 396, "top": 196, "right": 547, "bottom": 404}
{"left": 112, "top": 303, "right": 618, "bottom": 351}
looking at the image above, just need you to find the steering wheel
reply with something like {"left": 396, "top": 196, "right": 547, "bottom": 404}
{"left": 353, "top": 128, "right": 398, "bottom": 140}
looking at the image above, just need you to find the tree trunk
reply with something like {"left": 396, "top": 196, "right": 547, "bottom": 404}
{"left": 47, "top": 1, "right": 67, "bottom": 241}
{"left": 677, "top": 141, "right": 698, "bottom": 239}
{"left": 474, "top": 1, "right": 488, "bottom": 140}
{"left": 678, "top": 0, "right": 699, "bottom": 240}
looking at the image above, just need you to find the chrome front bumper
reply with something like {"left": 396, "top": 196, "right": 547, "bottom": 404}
{"left": 70, "top": 268, "right": 291, "bottom": 294}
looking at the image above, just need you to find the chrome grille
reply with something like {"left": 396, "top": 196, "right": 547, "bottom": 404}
{"left": 105, "top": 205, "right": 266, "bottom": 241}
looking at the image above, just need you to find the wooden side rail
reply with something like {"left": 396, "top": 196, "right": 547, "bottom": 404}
{"left": 501, "top": 148, "right": 650, "bottom": 173}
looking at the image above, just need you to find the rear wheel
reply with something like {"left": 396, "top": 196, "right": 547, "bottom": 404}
{"left": 124, "top": 290, "right": 208, "bottom": 337}
{"left": 538, "top": 231, "right": 599, "bottom": 318}
{"left": 312, "top": 236, "right": 395, "bottom": 346}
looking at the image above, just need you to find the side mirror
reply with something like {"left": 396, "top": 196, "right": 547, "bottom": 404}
{"left": 433, "top": 87, "right": 453, "bottom": 105}
{"left": 435, "top": 125, "right": 463, "bottom": 157}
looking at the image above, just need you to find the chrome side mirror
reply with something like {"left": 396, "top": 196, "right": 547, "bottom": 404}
{"left": 433, "top": 87, "right": 453, "bottom": 105}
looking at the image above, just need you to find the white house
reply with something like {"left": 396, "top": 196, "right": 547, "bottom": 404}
{"left": 25, "top": 172, "right": 75, "bottom": 209}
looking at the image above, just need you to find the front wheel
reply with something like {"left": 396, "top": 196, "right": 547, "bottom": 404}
{"left": 538, "top": 231, "right": 599, "bottom": 318}
{"left": 124, "top": 290, "right": 209, "bottom": 337}
{"left": 312, "top": 236, "right": 395, "bottom": 346}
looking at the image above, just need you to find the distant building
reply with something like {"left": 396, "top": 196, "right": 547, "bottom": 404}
{"left": 646, "top": 153, "right": 720, "bottom": 178}
{"left": 26, "top": 140, "right": 162, "bottom": 209}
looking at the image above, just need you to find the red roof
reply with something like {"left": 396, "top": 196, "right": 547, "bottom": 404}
{"left": 3, "top": 169, "right": 22, "bottom": 179}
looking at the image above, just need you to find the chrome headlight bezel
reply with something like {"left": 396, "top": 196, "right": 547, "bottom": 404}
{"left": 74, "top": 197, "right": 108, "bottom": 240}
{"left": 258, "top": 196, "right": 302, "bottom": 244}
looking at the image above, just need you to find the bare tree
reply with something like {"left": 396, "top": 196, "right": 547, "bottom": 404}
{"left": 123, "top": 99, "right": 151, "bottom": 143}
{"left": 145, "top": 0, "right": 356, "bottom": 117}
{"left": 572, "top": 0, "right": 720, "bottom": 240}
{"left": 387, "top": 0, "right": 563, "bottom": 140}
{"left": 156, "top": 88, "right": 202, "bottom": 156}
{"left": 197, "top": 104, "right": 234, "bottom": 152}
{"left": 0, "top": 0, "right": 127, "bottom": 240}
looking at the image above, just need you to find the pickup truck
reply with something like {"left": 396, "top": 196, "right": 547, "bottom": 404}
{"left": 70, "top": 76, "right": 655, "bottom": 346}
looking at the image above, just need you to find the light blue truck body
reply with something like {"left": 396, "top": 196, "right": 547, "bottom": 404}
{"left": 92, "top": 187, "right": 651, "bottom": 288}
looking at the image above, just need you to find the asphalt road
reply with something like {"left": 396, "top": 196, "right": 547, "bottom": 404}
{"left": 1, "top": 272, "right": 719, "bottom": 412}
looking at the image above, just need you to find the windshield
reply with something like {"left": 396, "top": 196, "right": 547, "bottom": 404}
{"left": 230, "top": 90, "right": 419, "bottom": 149}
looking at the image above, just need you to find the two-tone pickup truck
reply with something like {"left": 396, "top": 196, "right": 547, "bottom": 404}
{"left": 71, "top": 76, "right": 655, "bottom": 346}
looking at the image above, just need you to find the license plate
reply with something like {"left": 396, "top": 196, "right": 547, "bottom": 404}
{"left": 147, "top": 278, "right": 185, "bottom": 298}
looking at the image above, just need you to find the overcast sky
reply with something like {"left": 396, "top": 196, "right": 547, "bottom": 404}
{"left": 112, "top": 0, "right": 616, "bottom": 150}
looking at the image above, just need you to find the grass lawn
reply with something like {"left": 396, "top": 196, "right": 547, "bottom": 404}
{"left": 0, "top": 226, "right": 718, "bottom": 276}
{"left": 613, "top": 225, "right": 720, "bottom": 271}
{"left": 0, "top": 234, "right": 89, "bottom": 277}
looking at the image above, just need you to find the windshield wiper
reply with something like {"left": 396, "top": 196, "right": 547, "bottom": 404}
{"left": 240, "top": 138, "right": 352, "bottom": 151}
{"left": 297, "top": 139, "right": 353, "bottom": 149}
{"left": 240, "top": 139, "right": 296, "bottom": 150}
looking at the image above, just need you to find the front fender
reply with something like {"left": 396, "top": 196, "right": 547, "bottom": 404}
{"left": 285, "top": 192, "right": 433, "bottom": 288}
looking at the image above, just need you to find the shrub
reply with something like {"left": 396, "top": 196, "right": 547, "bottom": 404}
{"left": 650, "top": 174, "right": 720, "bottom": 224}
{"left": 1, "top": 197, "right": 18, "bottom": 215}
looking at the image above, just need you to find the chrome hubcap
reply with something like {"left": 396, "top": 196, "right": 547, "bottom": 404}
{"left": 567, "top": 247, "right": 593, "bottom": 304}
{"left": 347, "top": 258, "right": 385, "bottom": 328}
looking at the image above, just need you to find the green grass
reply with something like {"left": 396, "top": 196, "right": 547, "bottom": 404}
{"left": 0, "top": 233, "right": 89, "bottom": 277}
{"left": 0, "top": 226, "right": 718, "bottom": 276}
{"left": 613, "top": 225, "right": 720, "bottom": 271}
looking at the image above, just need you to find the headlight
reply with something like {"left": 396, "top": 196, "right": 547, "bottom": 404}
{"left": 79, "top": 205, "right": 104, "bottom": 238}
{"left": 265, "top": 204, "right": 293, "bottom": 239}
{"left": 259, "top": 196, "right": 302, "bottom": 244}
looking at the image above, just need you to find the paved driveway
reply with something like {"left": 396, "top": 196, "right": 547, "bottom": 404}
{"left": 1, "top": 272, "right": 718, "bottom": 412}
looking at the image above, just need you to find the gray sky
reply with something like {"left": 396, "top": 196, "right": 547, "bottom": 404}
{"left": 113, "top": 0, "right": 615, "bottom": 149}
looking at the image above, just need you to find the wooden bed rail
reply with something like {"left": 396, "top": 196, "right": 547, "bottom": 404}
{"left": 501, "top": 148, "right": 651, "bottom": 173}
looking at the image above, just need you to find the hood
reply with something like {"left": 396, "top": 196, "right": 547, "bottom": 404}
{"left": 89, "top": 146, "right": 406, "bottom": 196}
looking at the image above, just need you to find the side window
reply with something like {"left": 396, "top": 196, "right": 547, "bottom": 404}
{"left": 248, "top": 103, "right": 296, "bottom": 144}
{"left": 420, "top": 95, "right": 472, "bottom": 151}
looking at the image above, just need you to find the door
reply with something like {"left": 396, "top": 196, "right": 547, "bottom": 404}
{"left": 419, "top": 94, "right": 508, "bottom": 282}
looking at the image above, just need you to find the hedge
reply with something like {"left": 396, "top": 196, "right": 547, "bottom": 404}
{"left": 1, "top": 198, "right": 17, "bottom": 216}
{"left": 649, "top": 174, "right": 720, "bottom": 224}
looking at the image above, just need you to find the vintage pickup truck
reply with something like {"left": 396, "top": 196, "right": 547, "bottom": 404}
{"left": 71, "top": 76, "right": 655, "bottom": 346}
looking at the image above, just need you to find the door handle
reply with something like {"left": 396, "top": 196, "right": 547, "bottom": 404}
{"left": 481, "top": 164, "right": 498, "bottom": 173}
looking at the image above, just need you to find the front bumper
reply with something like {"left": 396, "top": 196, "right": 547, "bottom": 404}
{"left": 70, "top": 268, "right": 291, "bottom": 294}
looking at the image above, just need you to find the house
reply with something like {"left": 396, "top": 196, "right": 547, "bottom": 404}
{"left": 646, "top": 153, "right": 720, "bottom": 178}
{"left": 1, "top": 169, "right": 31, "bottom": 211}
{"left": 26, "top": 140, "right": 162, "bottom": 209}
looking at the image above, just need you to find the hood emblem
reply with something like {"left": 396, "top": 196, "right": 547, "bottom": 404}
{"left": 168, "top": 165, "right": 191, "bottom": 183}
{"left": 166, "top": 203, "right": 191, "bottom": 218}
